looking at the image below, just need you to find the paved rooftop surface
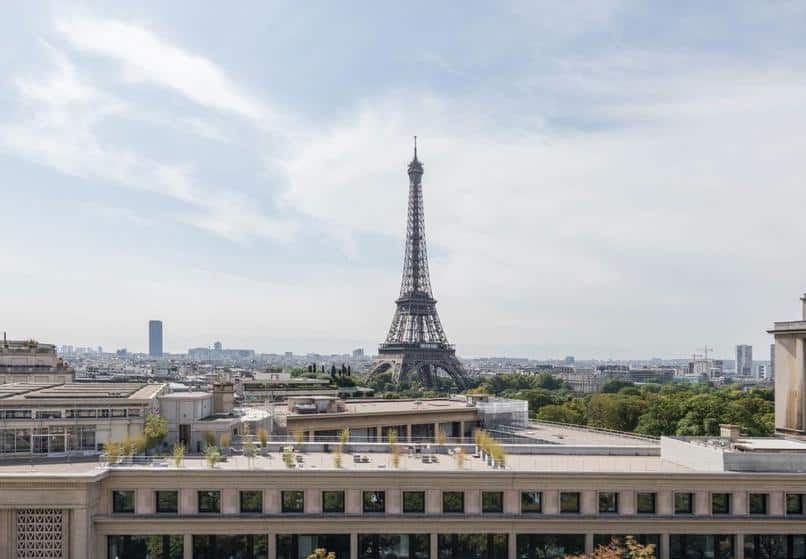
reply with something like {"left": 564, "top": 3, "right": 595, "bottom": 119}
{"left": 520, "top": 422, "right": 658, "bottom": 447}
{"left": 0, "top": 451, "right": 691, "bottom": 476}
{"left": 0, "top": 382, "right": 164, "bottom": 401}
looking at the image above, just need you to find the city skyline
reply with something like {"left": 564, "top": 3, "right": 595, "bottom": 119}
{"left": 2, "top": 3, "right": 806, "bottom": 358}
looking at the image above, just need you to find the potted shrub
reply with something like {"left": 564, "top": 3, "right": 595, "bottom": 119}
{"left": 204, "top": 446, "right": 221, "bottom": 469}
{"left": 172, "top": 443, "right": 185, "bottom": 468}
{"left": 257, "top": 427, "right": 269, "bottom": 455}
{"left": 219, "top": 432, "right": 232, "bottom": 457}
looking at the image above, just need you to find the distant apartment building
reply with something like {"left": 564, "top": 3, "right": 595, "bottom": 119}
{"left": 0, "top": 337, "right": 74, "bottom": 384}
{"left": 148, "top": 320, "right": 163, "bottom": 357}
{"left": 770, "top": 343, "right": 775, "bottom": 380}
{"left": 736, "top": 345, "right": 753, "bottom": 377}
{"left": 352, "top": 348, "right": 365, "bottom": 358}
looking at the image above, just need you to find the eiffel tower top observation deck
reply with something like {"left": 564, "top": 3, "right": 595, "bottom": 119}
{"left": 367, "top": 139, "right": 471, "bottom": 389}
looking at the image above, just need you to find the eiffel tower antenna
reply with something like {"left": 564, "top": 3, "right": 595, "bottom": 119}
{"left": 366, "top": 141, "right": 470, "bottom": 390}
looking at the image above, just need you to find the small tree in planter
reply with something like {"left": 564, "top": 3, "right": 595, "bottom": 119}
{"left": 257, "top": 427, "right": 269, "bottom": 453}
{"left": 104, "top": 441, "right": 122, "bottom": 465}
{"left": 243, "top": 437, "right": 257, "bottom": 469}
{"left": 388, "top": 430, "right": 400, "bottom": 468}
{"left": 219, "top": 432, "right": 232, "bottom": 457}
{"left": 333, "top": 444, "right": 342, "bottom": 468}
{"left": 143, "top": 412, "right": 168, "bottom": 454}
{"left": 172, "top": 443, "right": 185, "bottom": 468}
{"left": 456, "top": 447, "right": 466, "bottom": 470}
{"left": 305, "top": 549, "right": 336, "bottom": 559}
{"left": 204, "top": 445, "right": 221, "bottom": 468}
{"left": 293, "top": 429, "right": 305, "bottom": 447}
{"left": 282, "top": 446, "right": 295, "bottom": 468}
{"left": 203, "top": 431, "right": 216, "bottom": 450}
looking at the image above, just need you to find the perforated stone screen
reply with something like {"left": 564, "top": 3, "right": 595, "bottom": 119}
{"left": 14, "top": 508, "right": 66, "bottom": 559}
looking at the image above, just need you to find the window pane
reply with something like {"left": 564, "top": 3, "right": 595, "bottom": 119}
{"left": 671, "top": 535, "right": 734, "bottom": 559}
{"left": 323, "top": 491, "right": 345, "bottom": 513}
{"left": 787, "top": 494, "right": 804, "bottom": 515}
{"left": 637, "top": 492, "right": 656, "bottom": 514}
{"left": 521, "top": 492, "right": 542, "bottom": 514}
{"left": 560, "top": 492, "right": 580, "bottom": 513}
{"left": 438, "top": 534, "right": 507, "bottom": 559}
{"left": 517, "top": 534, "right": 585, "bottom": 559}
{"left": 108, "top": 535, "right": 183, "bottom": 559}
{"left": 675, "top": 493, "right": 693, "bottom": 514}
{"left": 749, "top": 493, "right": 767, "bottom": 515}
{"left": 712, "top": 493, "right": 731, "bottom": 515}
{"left": 358, "top": 534, "right": 430, "bottom": 559}
{"left": 403, "top": 491, "right": 425, "bottom": 514}
{"left": 363, "top": 491, "right": 386, "bottom": 513}
{"left": 198, "top": 490, "right": 221, "bottom": 514}
{"left": 156, "top": 491, "right": 178, "bottom": 514}
{"left": 482, "top": 492, "right": 503, "bottom": 514}
{"left": 442, "top": 492, "right": 464, "bottom": 514}
{"left": 241, "top": 491, "right": 263, "bottom": 514}
{"left": 598, "top": 492, "right": 618, "bottom": 514}
{"left": 113, "top": 490, "right": 135, "bottom": 513}
{"left": 282, "top": 491, "right": 304, "bottom": 513}
{"left": 278, "top": 534, "right": 350, "bottom": 559}
{"left": 193, "top": 535, "right": 268, "bottom": 559}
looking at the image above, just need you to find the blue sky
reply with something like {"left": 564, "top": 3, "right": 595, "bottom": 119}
{"left": 2, "top": 1, "right": 806, "bottom": 359}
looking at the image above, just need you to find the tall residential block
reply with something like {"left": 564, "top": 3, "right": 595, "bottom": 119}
{"left": 736, "top": 344, "right": 753, "bottom": 377}
{"left": 148, "top": 320, "right": 163, "bottom": 357}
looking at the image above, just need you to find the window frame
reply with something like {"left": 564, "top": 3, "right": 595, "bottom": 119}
{"left": 674, "top": 492, "right": 694, "bottom": 515}
{"left": 521, "top": 491, "right": 543, "bottom": 514}
{"left": 481, "top": 491, "right": 504, "bottom": 514}
{"left": 636, "top": 492, "right": 656, "bottom": 514}
{"left": 786, "top": 493, "right": 804, "bottom": 516}
{"left": 155, "top": 490, "right": 178, "bottom": 514}
{"left": 281, "top": 490, "right": 305, "bottom": 513}
{"left": 362, "top": 490, "right": 386, "bottom": 514}
{"left": 598, "top": 491, "right": 619, "bottom": 514}
{"left": 748, "top": 493, "right": 768, "bottom": 515}
{"left": 442, "top": 491, "right": 465, "bottom": 514}
{"left": 239, "top": 490, "right": 263, "bottom": 514}
{"left": 560, "top": 492, "right": 581, "bottom": 514}
{"left": 403, "top": 491, "right": 426, "bottom": 514}
{"left": 322, "top": 491, "right": 345, "bottom": 514}
{"left": 711, "top": 493, "right": 731, "bottom": 515}
{"left": 112, "top": 490, "right": 135, "bottom": 514}
{"left": 197, "top": 490, "right": 221, "bottom": 514}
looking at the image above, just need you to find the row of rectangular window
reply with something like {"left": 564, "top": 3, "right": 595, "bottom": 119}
{"left": 0, "top": 407, "right": 140, "bottom": 420}
{"left": 105, "top": 533, "right": 806, "bottom": 559}
{"left": 111, "top": 490, "right": 806, "bottom": 515}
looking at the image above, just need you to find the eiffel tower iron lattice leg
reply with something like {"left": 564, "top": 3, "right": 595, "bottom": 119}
{"left": 366, "top": 139, "right": 471, "bottom": 390}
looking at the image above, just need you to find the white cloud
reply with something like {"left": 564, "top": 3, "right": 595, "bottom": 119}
{"left": 56, "top": 17, "right": 268, "bottom": 122}
{"left": 0, "top": 49, "right": 294, "bottom": 242}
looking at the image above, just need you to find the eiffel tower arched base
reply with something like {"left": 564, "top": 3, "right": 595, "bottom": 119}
{"left": 366, "top": 345, "right": 471, "bottom": 390}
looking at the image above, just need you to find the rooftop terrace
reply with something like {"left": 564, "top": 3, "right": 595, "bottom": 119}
{"left": 0, "top": 447, "right": 692, "bottom": 478}
{"left": 0, "top": 382, "right": 163, "bottom": 402}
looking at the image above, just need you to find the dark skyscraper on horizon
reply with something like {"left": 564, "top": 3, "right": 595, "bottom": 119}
{"left": 148, "top": 320, "right": 163, "bottom": 357}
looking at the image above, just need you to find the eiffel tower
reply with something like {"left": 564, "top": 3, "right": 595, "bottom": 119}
{"left": 366, "top": 139, "right": 471, "bottom": 390}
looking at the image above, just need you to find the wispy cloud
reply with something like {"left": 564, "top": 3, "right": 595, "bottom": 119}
{"left": 0, "top": 47, "right": 294, "bottom": 242}
{"left": 56, "top": 17, "right": 268, "bottom": 122}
